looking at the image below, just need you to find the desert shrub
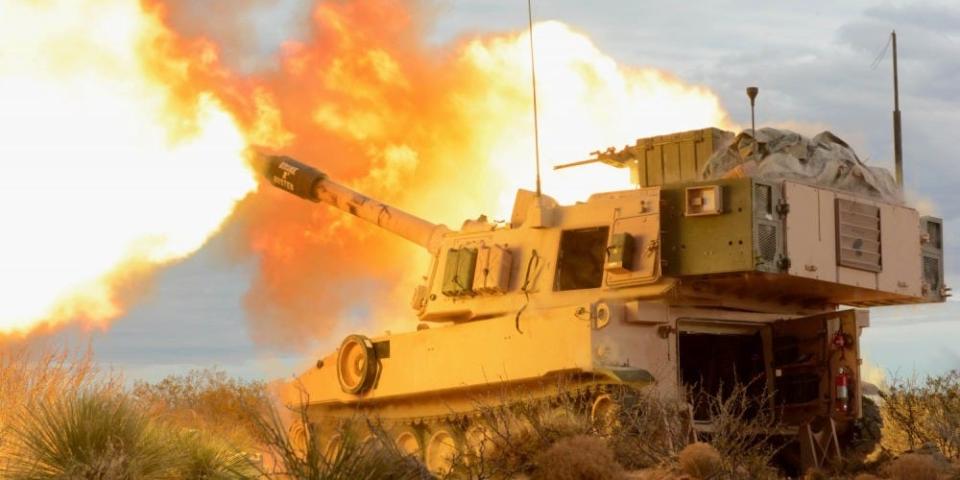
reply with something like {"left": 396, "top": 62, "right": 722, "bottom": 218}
{"left": 884, "top": 453, "right": 941, "bottom": 480}
{"left": 612, "top": 382, "right": 780, "bottom": 479}
{"left": 245, "top": 390, "right": 428, "bottom": 480}
{"left": 692, "top": 382, "right": 781, "bottom": 479}
{"left": 632, "top": 467, "right": 683, "bottom": 480}
{"left": 0, "top": 344, "right": 109, "bottom": 461}
{"left": 678, "top": 442, "right": 722, "bottom": 479}
{"left": 2, "top": 389, "right": 178, "bottom": 479}
{"left": 881, "top": 370, "right": 960, "bottom": 459}
{"left": 531, "top": 434, "right": 625, "bottom": 480}
{"left": 802, "top": 467, "right": 829, "bottom": 480}
{"left": 457, "top": 394, "right": 594, "bottom": 478}
{"left": 132, "top": 368, "right": 267, "bottom": 448}
{"left": 176, "top": 429, "right": 259, "bottom": 479}
{"left": 612, "top": 390, "right": 695, "bottom": 469}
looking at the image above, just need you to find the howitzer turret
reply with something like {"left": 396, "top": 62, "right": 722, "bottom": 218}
{"left": 253, "top": 153, "right": 450, "bottom": 252}
{"left": 256, "top": 128, "right": 946, "bottom": 475}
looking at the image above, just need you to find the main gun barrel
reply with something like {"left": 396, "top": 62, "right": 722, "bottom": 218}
{"left": 253, "top": 152, "right": 449, "bottom": 252}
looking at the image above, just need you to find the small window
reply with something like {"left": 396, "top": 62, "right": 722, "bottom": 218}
{"left": 555, "top": 227, "right": 609, "bottom": 291}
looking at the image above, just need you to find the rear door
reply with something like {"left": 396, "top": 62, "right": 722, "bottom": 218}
{"left": 769, "top": 309, "right": 865, "bottom": 425}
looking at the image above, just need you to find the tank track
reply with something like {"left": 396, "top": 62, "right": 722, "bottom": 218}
{"left": 299, "top": 378, "right": 636, "bottom": 475}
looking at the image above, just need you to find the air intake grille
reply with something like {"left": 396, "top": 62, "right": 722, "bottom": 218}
{"left": 755, "top": 184, "right": 772, "bottom": 215}
{"left": 924, "top": 255, "right": 942, "bottom": 292}
{"left": 927, "top": 221, "right": 942, "bottom": 249}
{"left": 836, "top": 199, "right": 882, "bottom": 272}
{"left": 758, "top": 224, "right": 778, "bottom": 262}
{"left": 920, "top": 216, "right": 945, "bottom": 300}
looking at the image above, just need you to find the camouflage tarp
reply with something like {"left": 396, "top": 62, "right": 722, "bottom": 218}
{"left": 701, "top": 128, "right": 902, "bottom": 204}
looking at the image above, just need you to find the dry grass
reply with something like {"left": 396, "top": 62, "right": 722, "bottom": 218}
{"left": 611, "top": 389, "right": 695, "bottom": 470}
{"left": 612, "top": 382, "right": 781, "bottom": 479}
{"left": 0, "top": 347, "right": 259, "bottom": 479}
{"left": 447, "top": 387, "right": 596, "bottom": 479}
{"left": 2, "top": 387, "right": 257, "bottom": 479}
{"left": 883, "top": 453, "right": 942, "bottom": 480}
{"left": 2, "top": 347, "right": 885, "bottom": 479}
{"left": 678, "top": 442, "right": 722, "bottom": 479}
{"left": 531, "top": 434, "right": 626, "bottom": 480}
{"left": 692, "top": 382, "right": 781, "bottom": 479}
{"left": 131, "top": 368, "right": 267, "bottom": 450}
{"left": 802, "top": 468, "right": 829, "bottom": 480}
{"left": 0, "top": 344, "right": 113, "bottom": 463}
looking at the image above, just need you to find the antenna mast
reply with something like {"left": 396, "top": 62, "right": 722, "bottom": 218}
{"left": 892, "top": 30, "right": 903, "bottom": 188}
{"left": 527, "top": 0, "right": 542, "bottom": 197}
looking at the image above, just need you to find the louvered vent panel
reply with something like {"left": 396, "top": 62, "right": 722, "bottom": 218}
{"left": 836, "top": 199, "right": 882, "bottom": 272}
{"left": 758, "top": 224, "right": 778, "bottom": 263}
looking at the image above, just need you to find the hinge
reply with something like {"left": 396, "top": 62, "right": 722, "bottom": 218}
{"left": 776, "top": 202, "right": 790, "bottom": 217}
{"left": 778, "top": 256, "right": 792, "bottom": 271}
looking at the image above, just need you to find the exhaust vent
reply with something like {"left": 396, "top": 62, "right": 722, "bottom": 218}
{"left": 920, "top": 216, "right": 945, "bottom": 300}
{"left": 836, "top": 199, "right": 882, "bottom": 272}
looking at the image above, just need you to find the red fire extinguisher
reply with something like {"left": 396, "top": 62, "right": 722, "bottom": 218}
{"left": 835, "top": 367, "right": 850, "bottom": 414}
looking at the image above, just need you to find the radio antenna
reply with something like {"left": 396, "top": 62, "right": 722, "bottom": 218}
{"left": 891, "top": 30, "right": 903, "bottom": 188}
{"left": 527, "top": 0, "right": 542, "bottom": 197}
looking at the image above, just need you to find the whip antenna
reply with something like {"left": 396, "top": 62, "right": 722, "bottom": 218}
{"left": 891, "top": 30, "right": 903, "bottom": 188}
{"left": 527, "top": 0, "right": 542, "bottom": 197}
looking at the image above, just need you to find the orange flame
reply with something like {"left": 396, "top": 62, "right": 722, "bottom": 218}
{"left": 0, "top": 0, "right": 255, "bottom": 334}
{"left": 2, "top": 0, "right": 732, "bottom": 346}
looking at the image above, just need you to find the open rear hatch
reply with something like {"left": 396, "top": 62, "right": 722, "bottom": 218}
{"left": 678, "top": 309, "right": 867, "bottom": 428}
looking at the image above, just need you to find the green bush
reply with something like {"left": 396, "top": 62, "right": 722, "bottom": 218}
{"left": 177, "top": 429, "right": 259, "bottom": 479}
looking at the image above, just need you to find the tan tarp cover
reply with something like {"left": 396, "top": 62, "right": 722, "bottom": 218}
{"left": 701, "top": 128, "right": 902, "bottom": 204}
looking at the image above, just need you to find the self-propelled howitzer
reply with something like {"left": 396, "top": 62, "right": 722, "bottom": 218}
{"left": 251, "top": 128, "right": 947, "bottom": 474}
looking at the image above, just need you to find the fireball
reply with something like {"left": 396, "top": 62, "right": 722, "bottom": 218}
{"left": 0, "top": 0, "right": 255, "bottom": 333}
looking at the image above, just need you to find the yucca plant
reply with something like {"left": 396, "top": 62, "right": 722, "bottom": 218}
{"left": 0, "top": 344, "right": 107, "bottom": 461}
{"left": 176, "top": 429, "right": 260, "bottom": 480}
{"left": 3, "top": 389, "right": 178, "bottom": 479}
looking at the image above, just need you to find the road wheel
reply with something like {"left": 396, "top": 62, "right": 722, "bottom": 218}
{"left": 591, "top": 393, "right": 621, "bottom": 436}
{"left": 463, "top": 421, "right": 495, "bottom": 465}
{"left": 336, "top": 335, "right": 377, "bottom": 394}
{"left": 288, "top": 420, "right": 309, "bottom": 455}
{"left": 393, "top": 425, "right": 424, "bottom": 460}
{"left": 424, "top": 424, "right": 464, "bottom": 475}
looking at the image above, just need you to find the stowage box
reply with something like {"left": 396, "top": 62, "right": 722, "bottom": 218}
{"left": 599, "top": 128, "right": 733, "bottom": 187}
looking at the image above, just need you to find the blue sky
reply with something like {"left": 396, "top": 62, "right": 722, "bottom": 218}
{"left": 39, "top": 0, "right": 960, "bottom": 383}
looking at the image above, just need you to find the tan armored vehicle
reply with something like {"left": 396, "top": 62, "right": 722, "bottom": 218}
{"left": 253, "top": 127, "right": 946, "bottom": 472}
